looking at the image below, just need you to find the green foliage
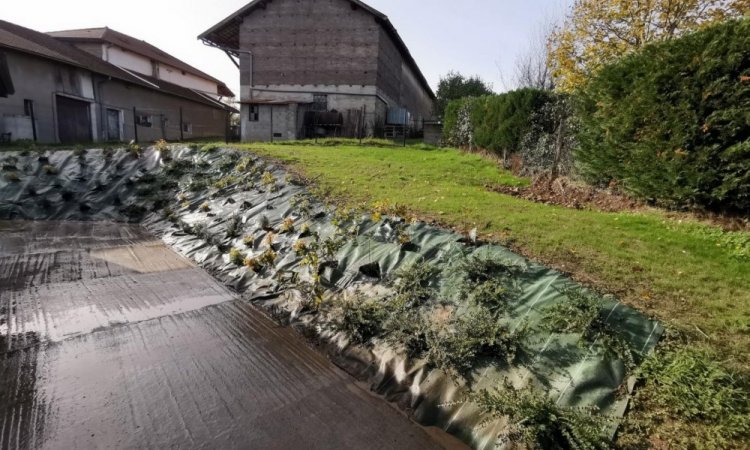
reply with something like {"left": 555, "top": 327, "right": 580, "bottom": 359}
{"left": 328, "top": 293, "right": 390, "bottom": 345}
{"left": 459, "top": 256, "right": 524, "bottom": 313}
{"left": 576, "top": 18, "right": 750, "bottom": 212}
{"left": 200, "top": 143, "right": 220, "bottom": 153}
{"left": 474, "top": 383, "right": 613, "bottom": 449}
{"left": 632, "top": 347, "right": 749, "bottom": 448}
{"left": 392, "top": 261, "right": 436, "bottom": 307}
{"left": 542, "top": 288, "right": 637, "bottom": 372}
{"left": 42, "top": 164, "right": 58, "bottom": 175}
{"left": 229, "top": 248, "right": 246, "bottom": 266}
{"left": 225, "top": 214, "right": 243, "bottom": 238}
{"left": 443, "top": 89, "right": 553, "bottom": 157}
{"left": 435, "top": 71, "right": 494, "bottom": 118}
{"left": 425, "top": 308, "right": 524, "bottom": 379}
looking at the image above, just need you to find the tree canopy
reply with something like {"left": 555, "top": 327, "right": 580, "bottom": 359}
{"left": 434, "top": 71, "right": 494, "bottom": 118}
{"left": 548, "top": 0, "right": 750, "bottom": 91}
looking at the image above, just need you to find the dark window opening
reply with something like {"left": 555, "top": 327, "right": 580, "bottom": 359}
{"left": 135, "top": 114, "right": 152, "bottom": 128}
{"left": 273, "top": 133, "right": 282, "bottom": 138}
{"left": 182, "top": 122, "right": 192, "bottom": 133}
{"left": 248, "top": 105, "right": 259, "bottom": 122}
{"left": 312, "top": 94, "right": 328, "bottom": 112}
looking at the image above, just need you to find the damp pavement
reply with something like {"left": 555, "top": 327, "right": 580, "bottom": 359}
{"left": 0, "top": 221, "right": 455, "bottom": 449}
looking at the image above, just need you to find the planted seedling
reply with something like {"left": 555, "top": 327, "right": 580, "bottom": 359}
{"left": 327, "top": 292, "right": 390, "bottom": 345}
{"left": 473, "top": 382, "right": 615, "bottom": 449}
{"left": 4, "top": 172, "right": 20, "bottom": 182}
{"left": 279, "top": 217, "right": 295, "bottom": 234}
{"left": 199, "top": 202, "right": 210, "bottom": 212}
{"left": 392, "top": 261, "right": 437, "bottom": 307}
{"left": 225, "top": 214, "right": 243, "bottom": 239}
{"left": 42, "top": 164, "right": 59, "bottom": 175}
{"left": 242, "top": 235, "right": 254, "bottom": 248}
{"left": 542, "top": 288, "right": 637, "bottom": 373}
{"left": 229, "top": 248, "right": 246, "bottom": 267}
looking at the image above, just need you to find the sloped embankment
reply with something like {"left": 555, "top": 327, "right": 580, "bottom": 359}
{"left": 0, "top": 146, "right": 662, "bottom": 449}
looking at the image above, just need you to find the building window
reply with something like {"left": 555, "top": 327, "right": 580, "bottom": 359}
{"left": 312, "top": 95, "right": 328, "bottom": 111}
{"left": 248, "top": 105, "right": 259, "bottom": 122}
{"left": 23, "top": 99, "right": 34, "bottom": 116}
{"left": 135, "top": 114, "right": 152, "bottom": 127}
{"left": 182, "top": 122, "right": 193, "bottom": 134}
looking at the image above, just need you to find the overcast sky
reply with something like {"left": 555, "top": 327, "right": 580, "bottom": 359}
{"left": 6, "top": 0, "right": 572, "bottom": 96}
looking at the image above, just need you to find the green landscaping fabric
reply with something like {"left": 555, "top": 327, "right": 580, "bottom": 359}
{"left": 0, "top": 146, "right": 662, "bottom": 449}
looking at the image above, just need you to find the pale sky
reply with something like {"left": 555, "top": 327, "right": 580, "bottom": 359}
{"left": 5, "top": 0, "right": 572, "bottom": 96}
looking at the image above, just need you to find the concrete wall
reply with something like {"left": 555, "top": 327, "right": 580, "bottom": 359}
{"left": 158, "top": 62, "right": 217, "bottom": 95}
{"left": 0, "top": 50, "right": 96, "bottom": 143}
{"left": 0, "top": 49, "right": 227, "bottom": 143}
{"left": 106, "top": 46, "right": 153, "bottom": 76}
{"left": 98, "top": 79, "right": 228, "bottom": 142}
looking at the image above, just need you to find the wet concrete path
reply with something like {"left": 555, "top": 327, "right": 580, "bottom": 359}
{"left": 0, "top": 221, "right": 445, "bottom": 449}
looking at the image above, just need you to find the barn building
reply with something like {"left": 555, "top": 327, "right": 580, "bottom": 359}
{"left": 0, "top": 20, "right": 236, "bottom": 144}
{"left": 199, "top": 0, "right": 435, "bottom": 142}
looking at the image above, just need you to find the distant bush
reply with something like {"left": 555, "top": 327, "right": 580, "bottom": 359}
{"left": 443, "top": 89, "right": 553, "bottom": 162}
{"left": 576, "top": 18, "right": 750, "bottom": 212}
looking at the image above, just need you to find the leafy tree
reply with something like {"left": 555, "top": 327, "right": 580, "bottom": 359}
{"left": 548, "top": 0, "right": 750, "bottom": 92}
{"left": 435, "top": 71, "right": 493, "bottom": 118}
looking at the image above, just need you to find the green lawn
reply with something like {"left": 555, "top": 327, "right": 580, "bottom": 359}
{"left": 234, "top": 140, "right": 749, "bottom": 448}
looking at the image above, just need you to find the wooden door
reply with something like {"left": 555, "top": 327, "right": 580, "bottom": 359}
{"left": 56, "top": 96, "right": 92, "bottom": 143}
{"left": 106, "top": 109, "right": 121, "bottom": 141}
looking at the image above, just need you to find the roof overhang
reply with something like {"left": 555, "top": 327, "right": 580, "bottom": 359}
{"left": 198, "top": 0, "right": 435, "bottom": 100}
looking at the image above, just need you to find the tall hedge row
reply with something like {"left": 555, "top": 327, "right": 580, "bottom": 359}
{"left": 443, "top": 89, "right": 552, "bottom": 156}
{"left": 576, "top": 18, "right": 750, "bottom": 212}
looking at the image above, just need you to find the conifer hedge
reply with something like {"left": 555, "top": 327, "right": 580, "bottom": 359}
{"left": 576, "top": 18, "right": 750, "bottom": 212}
{"left": 443, "top": 89, "right": 552, "bottom": 157}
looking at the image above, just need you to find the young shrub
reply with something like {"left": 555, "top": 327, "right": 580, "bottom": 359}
{"left": 199, "top": 202, "right": 210, "bottom": 212}
{"left": 392, "top": 261, "right": 437, "bottom": 307}
{"left": 474, "top": 383, "right": 614, "bottom": 449}
{"left": 261, "top": 171, "right": 276, "bottom": 187}
{"left": 4, "top": 171, "right": 20, "bottom": 182}
{"left": 225, "top": 214, "right": 243, "bottom": 238}
{"left": 42, "top": 164, "right": 59, "bottom": 175}
{"left": 242, "top": 235, "right": 254, "bottom": 248}
{"left": 279, "top": 217, "right": 295, "bottom": 234}
{"left": 128, "top": 141, "right": 143, "bottom": 158}
{"left": 425, "top": 308, "right": 526, "bottom": 380}
{"left": 328, "top": 293, "right": 390, "bottom": 345}
{"left": 229, "top": 248, "right": 246, "bottom": 267}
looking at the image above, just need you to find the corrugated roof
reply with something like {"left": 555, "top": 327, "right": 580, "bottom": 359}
{"left": 0, "top": 20, "right": 237, "bottom": 113}
{"left": 48, "top": 27, "right": 235, "bottom": 97}
{"left": 198, "top": 0, "right": 435, "bottom": 100}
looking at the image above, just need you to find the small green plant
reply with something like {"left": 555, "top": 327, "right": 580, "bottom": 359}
{"left": 292, "top": 239, "right": 308, "bottom": 254}
{"left": 199, "top": 202, "right": 210, "bottom": 212}
{"left": 213, "top": 175, "right": 238, "bottom": 190}
{"left": 235, "top": 157, "right": 253, "bottom": 172}
{"left": 542, "top": 288, "right": 637, "bottom": 373}
{"left": 261, "top": 171, "right": 276, "bottom": 187}
{"left": 128, "top": 141, "right": 143, "bottom": 158}
{"left": 425, "top": 308, "right": 526, "bottom": 380}
{"left": 244, "top": 248, "right": 277, "bottom": 273}
{"left": 229, "top": 248, "right": 246, "bottom": 267}
{"left": 225, "top": 214, "right": 243, "bottom": 238}
{"left": 328, "top": 293, "right": 390, "bottom": 345}
{"left": 42, "top": 164, "right": 59, "bottom": 175}
{"left": 242, "top": 235, "right": 254, "bottom": 247}
{"left": 279, "top": 217, "right": 295, "bottom": 234}
{"left": 473, "top": 383, "right": 614, "bottom": 449}
{"left": 392, "top": 261, "right": 436, "bottom": 307}
{"left": 201, "top": 143, "right": 220, "bottom": 153}
{"left": 4, "top": 171, "right": 20, "bottom": 182}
